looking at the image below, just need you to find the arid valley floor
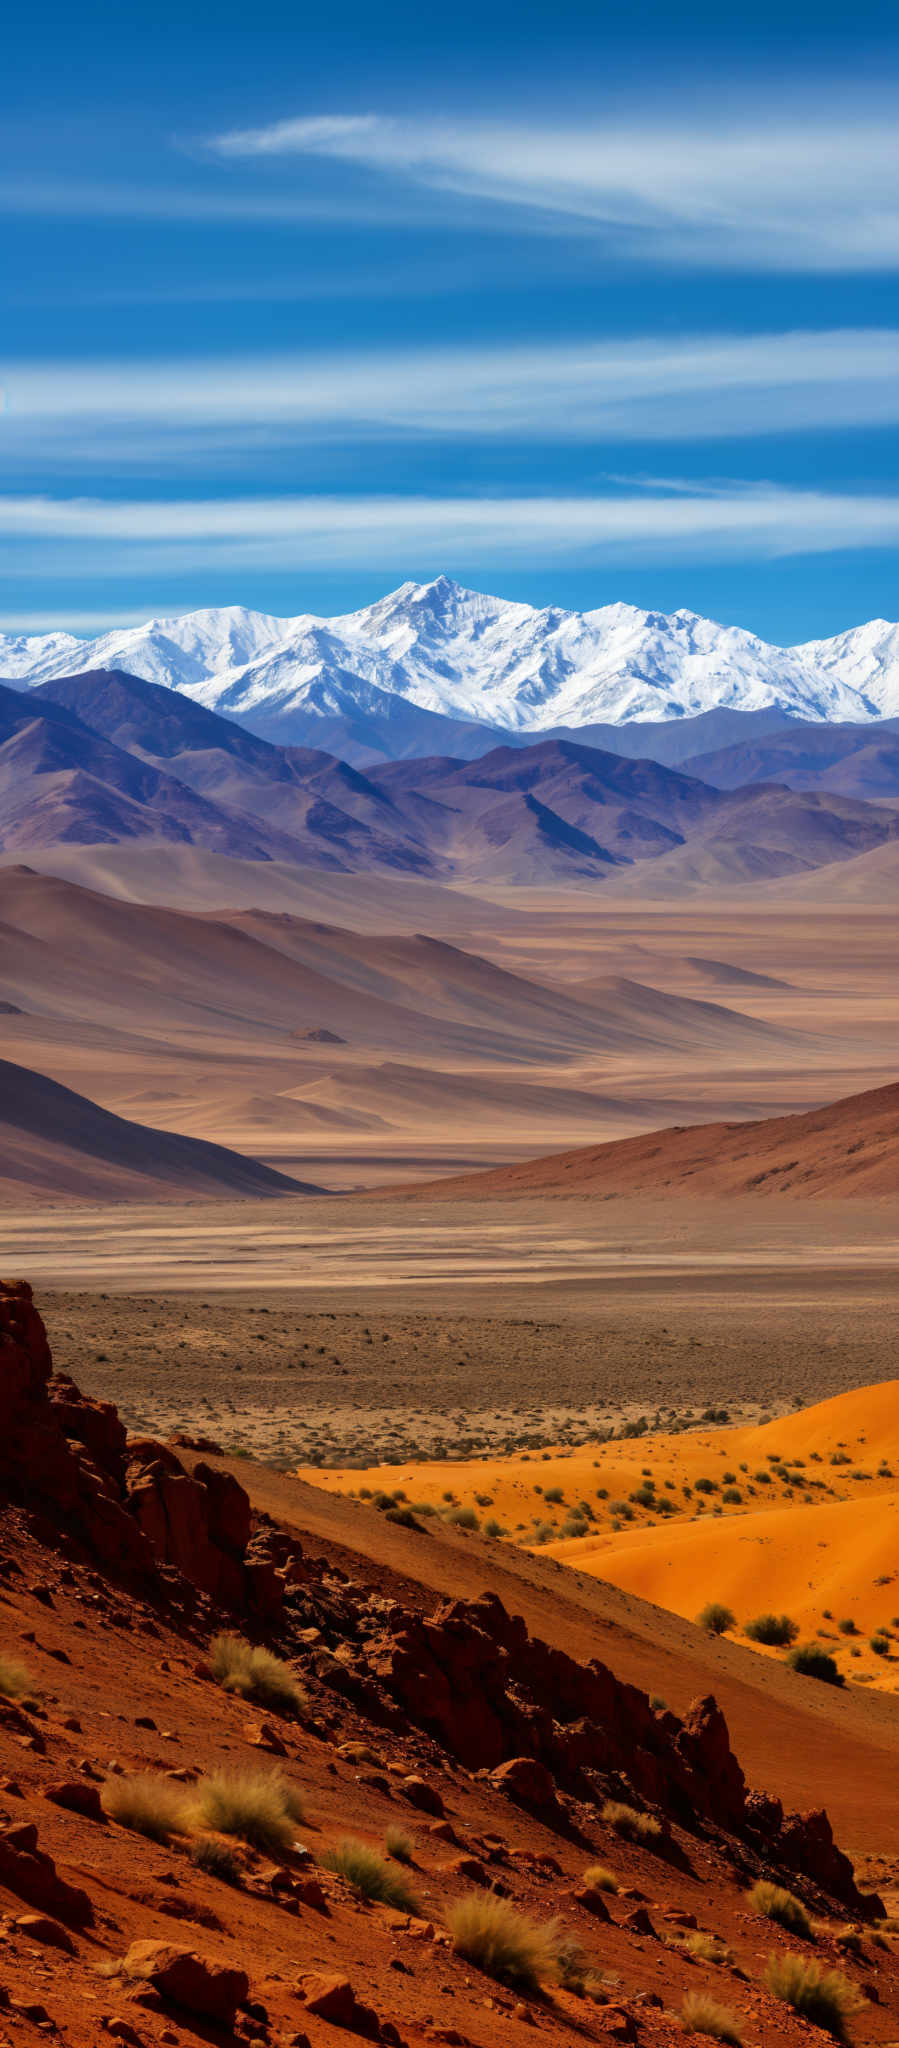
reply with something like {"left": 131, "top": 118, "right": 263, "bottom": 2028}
{"left": 3, "top": 848, "right": 899, "bottom": 2046}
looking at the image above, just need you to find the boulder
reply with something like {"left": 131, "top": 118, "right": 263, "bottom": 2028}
{"left": 399, "top": 1775, "right": 444, "bottom": 1816}
{"left": 43, "top": 1780, "right": 105, "bottom": 1822}
{"left": 297, "top": 1973, "right": 382, "bottom": 2039}
{"left": 0, "top": 1822, "right": 93, "bottom": 1926}
{"left": 488, "top": 1756, "right": 558, "bottom": 1812}
{"left": 14, "top": 1913, "right": 74, "bottom": 1952}
{"left": 123, "top": 1941, "right": 248, "bottom": 2024}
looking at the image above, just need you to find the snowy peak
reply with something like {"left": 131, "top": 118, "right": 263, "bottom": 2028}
{"left": 4, "top": 583, "right": 899, "bottom": 753}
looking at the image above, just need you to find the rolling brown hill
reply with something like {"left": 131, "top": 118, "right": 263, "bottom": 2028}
{"left": 403, "top": 1079, "right": 899, "bottom": 1200}
{"left": 684, "top": 717, "right": 899, "bottom": 800}
{"left": 10, "top": 671, "right": 899, "bottom": 886}
{"left": 0, "top": 1054, "right": 318, "bottom": 1199}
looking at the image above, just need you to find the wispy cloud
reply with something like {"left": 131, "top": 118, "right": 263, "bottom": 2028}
{"left": 0, "top": 608, "right": 157, "bottom": 634}
{"left": 0, "top": 173, "right": 425, "bottom": 227}
{"left": 5, "top": 485, "right": 899, "bottom": 578}
{"left": 4, "top": 331, "right": 898, "bottom": 458}
{"left": 211, "top": 107, "right": 899, "bottom": 270}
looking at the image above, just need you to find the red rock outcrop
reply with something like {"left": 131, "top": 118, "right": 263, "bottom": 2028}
{"left": 0, "top": 1822, "right": 93, "bottom": 1927}
{"left": 0, "top": 1280, "right": 281, "bottom": 1620}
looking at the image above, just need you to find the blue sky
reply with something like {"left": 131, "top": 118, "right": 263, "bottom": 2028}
{"left": 3, "top": 0, "right": 898, "bottom": 643}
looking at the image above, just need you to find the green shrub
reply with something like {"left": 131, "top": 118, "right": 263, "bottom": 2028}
{"left": 601, "top": 1799, "right": 663, "bottom": 1844}
{"left": 680, "top": 1991, "right": 744, "bottom": 2042}
{"left": 697, "top": 1602, "right": 736, "bottom": 1636}
{"left": 193, "top": 1768, "right": 302, "bottom": 1855}
{"left": 323, "top": 1837, "right": 419, "bottom": 1912}
{"left": 721, "top": 1487, "right": 742, "bottom": 1505}
{"left": 788, "top": 1644, "right": 844, "bottom": 1686}
{"left": 744, "top": 1614, "right": 799, "bottom": 1647}
{"left": 384, "top": 1824, "right": 414, "bottom": 1865}
{"left": 764, "top": 1953, "right": 862, "bottom": 2040}
{"left": 190, "top": 1835, "right": 241, "bottom": 1884}
{"left": 102, "top": 1773, "right": 190, "bottom": 1842}
{"left": 747, "top": 1880, "right": 812, "bottom": 1939}
{"left": 870, "top": 1634, "right": 890, "bottom": 1657}
{"left": 446, "top": 1892, "right": 560, "bottom": 1991}
{"left": 209, "top": 1633, "right": 303, "bottom": 1714}
{"left": 543, "top": 1486, "right": 564, "bottom": 1504}
{"left": 447, "top": 1506, "right": 479, "bottom": 1530}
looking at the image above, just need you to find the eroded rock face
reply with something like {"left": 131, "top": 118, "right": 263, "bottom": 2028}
{"left": 361, "top": 1590, "right": 874, "bottom": 1916}
{"left": 0, "top": 1280, "right": 280, "bottom": 1620}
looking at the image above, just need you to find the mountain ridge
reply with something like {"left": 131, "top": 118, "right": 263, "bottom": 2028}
{"left": 4, "top": 667, "right": 899, "bottom": 886}
{"left": 5, "top": 579, "right": 899, "bottom": 762}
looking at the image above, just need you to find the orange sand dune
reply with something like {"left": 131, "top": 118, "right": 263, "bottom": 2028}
{"left": 306, "top": 1378, "right": 899, "bottom": 1691}
{"left": 552, "top": 1492, "right": 899, "bottom": 1689}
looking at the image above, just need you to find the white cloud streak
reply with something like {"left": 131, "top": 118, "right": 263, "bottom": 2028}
{"left": 4, "top": 331, "right": 898, "bottom": 452}
{"left": 4, "top": 486, "right": 899, "bottom": 578}
{"left": 210, "top": 108, "right": 899, "bottom": 270}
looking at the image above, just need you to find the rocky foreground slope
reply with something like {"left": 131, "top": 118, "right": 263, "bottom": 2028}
{"left": 0, "top": 1280, "right": 896, "bottom": 2046}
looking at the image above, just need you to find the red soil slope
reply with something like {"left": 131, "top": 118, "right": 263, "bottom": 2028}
{"left": 403, "top": 1080, "right": 899, "bottom": 1199}
{"left": 1, "top": 1281, "right": 898, "bottom": 2048}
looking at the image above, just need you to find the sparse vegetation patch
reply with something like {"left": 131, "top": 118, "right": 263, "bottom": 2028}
{"left": 747, "top": 1880, "right": 813, "bottom": 1939}
{"left": 102, "top": 1772, "right": 190, "bottom": 1842}
{"left": 447, "top": 1892, "right": 561, "bottom": 1991}
{"left": 193, "top": 1767, "right": 303, "bottom": 1854}
{"left": 764, "top": 1953, "right": 862, "bottom": 2040}
{"left": 209, "top": 1632, "right": 304, "bottom": 1713}
{"left": 323, "top": 1837, "right": 420, "bottom": 1912}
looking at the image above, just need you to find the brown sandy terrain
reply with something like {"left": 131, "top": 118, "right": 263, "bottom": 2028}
{"left": 0, "top": 1054, "right": 316, "bottom": 1201}
{"left": 2, "top": 1280, "right": 899, "bottom": 2048}
{"left": 396, "top": 1080, "right": 899, "bottom": 1201}
{"left": 3, "top": 854, "right": 899, "bottom": 1196}
{"left": 24, "top": 1187, "right": 899, "bottom": 1464}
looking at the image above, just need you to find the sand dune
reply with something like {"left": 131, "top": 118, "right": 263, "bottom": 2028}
{"left": 308, "top": 1377, "right": 899, "bottom": 1691}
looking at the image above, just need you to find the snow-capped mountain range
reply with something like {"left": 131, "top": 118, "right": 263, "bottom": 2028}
{"left": 3, "top": 578, "right": 899, "bottom": 751}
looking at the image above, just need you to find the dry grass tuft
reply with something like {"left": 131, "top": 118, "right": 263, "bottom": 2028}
{"left": 446, "top": 1893, "right": 560, "bottom": 1991}
{"left": 190, "top": 1835, "right": 242, "bottom": 1884}
{"left": 681, "top": 1991, "right": 745, "bottom": 2042}
{"left": 601, "top": 1798, "right": 663, "bottom": 1844}
{"left": 192, "top": 1767, "right": 303, "bottom": 1855}
{"left": 384, "top": 1824, "right": 415, "bottom": 1865}
{"left": 0, "top": 1654, "right": 35, "bottom": 1701}
{"left": 764, "top": 1953, "right": 862, "bottom": 2040}
{"left": 681, "top": 1931, "right": 734, "bottom": 1966}
{"left": 102, "top": 1773, "right": 191, "bottom": 1842}
{"left": 209, "top": 1632, "right": 304, "bottom": 1714}
{"left": 747, "top": 1879, "right": 812, "bottom": 1939}
{"left": 322, "top": 1837, "right": 420, "bottom": 1913}
{"left": 582, "top": 1863, "right": 619, "bottom": 1893}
